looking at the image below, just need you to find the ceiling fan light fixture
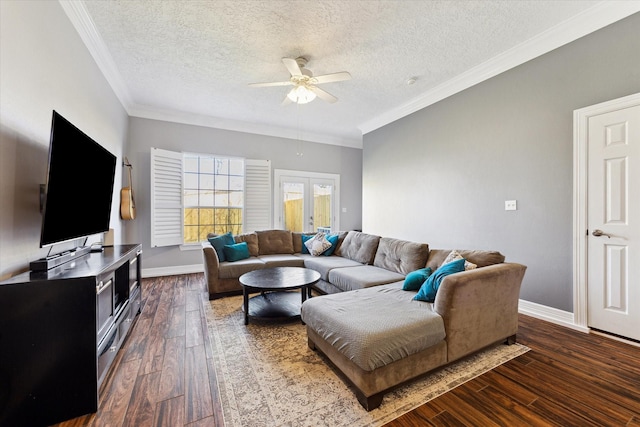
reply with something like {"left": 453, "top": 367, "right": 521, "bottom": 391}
{"left": 287, "top": 85, "right": 316, "bottom": 104}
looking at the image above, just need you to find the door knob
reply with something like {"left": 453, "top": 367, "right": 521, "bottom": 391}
{"left": 592, "top": 229, "right": 611, "bottom": 238}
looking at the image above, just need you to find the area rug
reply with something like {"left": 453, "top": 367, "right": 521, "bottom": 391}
{"left": 204, "top": 295, "right": 529, "bottom": 427}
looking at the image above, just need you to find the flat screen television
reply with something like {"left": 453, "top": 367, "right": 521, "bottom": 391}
{"left": 39, "top": 111, "right": 117, "bottom": 247}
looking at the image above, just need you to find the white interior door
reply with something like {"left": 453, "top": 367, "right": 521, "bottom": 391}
{"left": 274, "top": 170, "right": 340, "bottom": 233}
{"left": 587, "top": 103, "right": 640, "bottom": 341}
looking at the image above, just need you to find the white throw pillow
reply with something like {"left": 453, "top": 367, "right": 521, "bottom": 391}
{"left": 442, "top": 250, "right": 477, "bottom": 270}
{"left": 305, "top": 233, "right": 332, "bottom": 256}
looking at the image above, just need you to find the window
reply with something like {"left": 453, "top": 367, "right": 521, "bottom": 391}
{"left": 183, "top": 154, "right": 244, "bottom": 243}
{"left": 150, "top": 148, "right": 271, "bottom": 248}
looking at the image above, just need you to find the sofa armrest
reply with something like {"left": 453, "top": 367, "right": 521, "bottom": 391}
{"left": 433, "top": 262, "right": 526, "bottom": 362}
{"left": 201, "top": 242, "right": 221, "bottom": 297}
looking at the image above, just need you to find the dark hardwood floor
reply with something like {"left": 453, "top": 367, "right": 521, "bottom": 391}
{"left": 54, "top": 273, "right": 639, "bottom": 427}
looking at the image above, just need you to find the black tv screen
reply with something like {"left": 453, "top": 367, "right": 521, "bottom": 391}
{"left": 40, "top": 111, "right": 117, "bottom": 247}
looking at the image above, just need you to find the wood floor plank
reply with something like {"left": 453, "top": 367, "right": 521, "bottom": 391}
{"left": 95, "top": 357, "right": 142, "bottom": 426}
{"left": 494, "top": 357, "right": 635, "bottom": 425}
{"left": 153, "top": 396, "right": 184, "bottom": 427}
{"left": 121, "top": 371, "right": 162, "bottom": 427}
{"left": 157, "top": 336, "right": 186, "bottom": 401}
{"left": 477, "top": 385, "right": 555, "bottom": 427}
{"left": 184, "top": 344, "right": 214, "bottom": 424}
{"left": 185, "top": 309, "right": 204, "bottom": 348}
{"left": 477, "top": 368, "right": 538, "bottom": 406}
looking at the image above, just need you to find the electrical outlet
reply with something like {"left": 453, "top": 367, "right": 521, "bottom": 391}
{"left": 505, "top": 200, "right": 517, "bottom": 211}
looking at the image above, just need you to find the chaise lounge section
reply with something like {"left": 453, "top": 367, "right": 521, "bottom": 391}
{"left": 301, "top": 250, "right": 526, "bottom": 410}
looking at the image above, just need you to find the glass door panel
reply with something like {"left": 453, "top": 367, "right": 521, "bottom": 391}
{"left": 283, "top": 181, "right": 305, "bottom": 232}
{"left": 312, "top": 182, "right": 333, "bottom": 233}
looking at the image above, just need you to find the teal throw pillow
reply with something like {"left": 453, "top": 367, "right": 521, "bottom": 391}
{"left": 223, "top": 242, "right": 250, "bottom": 262}
{"left": 208, "top": 232, "right": 234, "bottom": 262}
{"left": 414, "top": 258, "right": 465, "bottom": 302}
{"left": 301, "top": 234, "right": 313, "bottom": 254}
{"left": 403, "top": 267, "right": 433, "bottom": 291}
{"left": 322, "top": 233, "right": 339, "bottom": 256}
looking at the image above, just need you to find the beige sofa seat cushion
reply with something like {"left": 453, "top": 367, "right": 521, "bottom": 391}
{"left": 337, "top": 231, "right": 381, "bottom": 265}
{"left": 303, "top": 256, "right": 363, "bottom": 281}
{"left": 257, "top": 229, "right": 294, "bottom": 255}
{"left": 373, "top": 237, "right": 429, "bottom": 275}
{"left": 301, "top": 283, "right": 445, "bottom": 371}
{"left": 328, "top": 265, "right": 405, "bottom": 292}
{"left": 258, "top": 254, "right": 305, "bottom": 268}
{"left": 426, "top": 249, "right": 505, "bottom": 270}
{"left": 218, "top": 257, "right": 266, "bottom": 279}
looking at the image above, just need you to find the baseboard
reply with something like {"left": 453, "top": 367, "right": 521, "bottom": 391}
{"left": 518, "top": 299, "right": 589, "bottom": 333}
{"left": 142, "top": 264, "right": 204, "bottom": 278}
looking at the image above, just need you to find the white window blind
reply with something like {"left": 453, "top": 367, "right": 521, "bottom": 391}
{"left": 150, "top": 147, "right": 183, "bottom": 247}
{"left": 244, "top": 159, "right": 272, "bottom": 232}
{"left": 150, "top": 150, "right": 271, "bottom": 246}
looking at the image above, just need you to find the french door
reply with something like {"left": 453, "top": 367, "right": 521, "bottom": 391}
{"left": 274, "top": 170, "right": 340, "bottom": 233}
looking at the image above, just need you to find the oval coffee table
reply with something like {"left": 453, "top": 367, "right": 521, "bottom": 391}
{"left": 239, "top": 267, "right": 321, "bottom": 325}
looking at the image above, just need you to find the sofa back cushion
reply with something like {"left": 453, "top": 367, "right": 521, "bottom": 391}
{"left": 426, "top": 249, "right": 505, "bottom": 270}
{"left": 234, "top": 232, "right": 259, "bottom": 257}
{"left": 336, "top": 231, "right": 380, "bottom": 265}
{"left": 373, "top": 237, "right": 430, "bottom": 275}
{"left": 293, "top": 232, "right": 316, "bottom": 253}
{"left": 256, "top": 229, "right": 294, "bottom": 255}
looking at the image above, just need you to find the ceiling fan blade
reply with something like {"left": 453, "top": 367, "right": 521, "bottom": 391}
{"left": 282, "top": 57, "right": 302, "bottom": 76}
{"left": 312, "top": 71, "right": 352, "bottom": 84}
{"left": 281, "top": 92, "right": 293, "bottom": 106}
{"left": 309, "top": 86, "right": 337, "bottom": 103}
{"left": 248, "top": 81, "right": 292, "bottom": 87}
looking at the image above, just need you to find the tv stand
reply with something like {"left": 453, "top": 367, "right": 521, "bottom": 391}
{"left": 30, "top": 245, "right": 92, "bottom": 271}
{"left": 0, "top": 244, "right": 142, "bottom": 426}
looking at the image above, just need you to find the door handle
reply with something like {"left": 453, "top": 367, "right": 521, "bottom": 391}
{"left": 592, "top": 229, "right": 611, "bottom": 238}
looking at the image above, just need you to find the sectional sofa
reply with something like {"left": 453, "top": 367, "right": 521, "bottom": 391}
{"left": 201, "top": 229, "right": 526, "bottom": 410}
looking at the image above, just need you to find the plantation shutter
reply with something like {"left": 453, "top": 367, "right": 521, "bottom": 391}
{"left": 150, "top": 147, "right": 183, "bottom": 247}
{"left": 244, "top": 159, "right": 272, "bottom": 232}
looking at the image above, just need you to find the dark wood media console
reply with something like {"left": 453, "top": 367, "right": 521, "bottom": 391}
{"left": 0, "top": 244, "right": 142, "bottom": 427}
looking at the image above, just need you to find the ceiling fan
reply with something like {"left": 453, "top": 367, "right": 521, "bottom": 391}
{"left": 249, "top": 57, "right": 351, "bottom": 105}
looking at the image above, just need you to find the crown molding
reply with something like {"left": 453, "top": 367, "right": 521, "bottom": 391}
{"left": 61, "top": 0, "right": 638, "bottom": 147}
{"left": 59, "top": 0, "right": 133, "bottom": 111}
{"left": 60, "top": 0, "right": 363, "bottom": 148}
{"left": 129, "top": 105, "right": 363, "bottom": 149}
{"left": 358, "top": 1, "right": 640, "bottom": 135}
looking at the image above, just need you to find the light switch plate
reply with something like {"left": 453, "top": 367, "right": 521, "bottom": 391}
{"left": 505, "top": 200, "right": 517, "bottom": 211}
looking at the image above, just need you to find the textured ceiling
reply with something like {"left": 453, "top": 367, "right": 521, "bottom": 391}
{"left": 67, "top": 1, "right": 637, "bottom": 147}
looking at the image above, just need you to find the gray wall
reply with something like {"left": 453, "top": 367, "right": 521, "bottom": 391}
{"left": 363, "top": 13, "right": 640, "bottom": 312}
{"left": 0, "top": 1, "right": 129, "bottom": 280}
{"left": 127, "top": 118, "right": 363, "bottom": 271}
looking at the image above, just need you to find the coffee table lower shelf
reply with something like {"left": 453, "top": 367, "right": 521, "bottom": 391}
{"left": 244, "top": 291, "right": 303, "bottom": 323}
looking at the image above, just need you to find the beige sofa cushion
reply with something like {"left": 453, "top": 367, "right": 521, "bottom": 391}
{"left": 258, "top": 254, "right": 305, "bottom": 268}
{"left": 337, "top": 231, "right": 380, "bottom": 265}
{"left": 328, "top": 265, "right": 405, "bottom": 292}
{"left": 292, "top": 232, "right": 316, "bottom": 253}
{"left": 301, "top": 283, "right": 446, "bottom": 371}
{"left": 234, "top": 232, "right": 259, "bottom": 257}
{"left": 303, "top": 256, "right": 363, "bottom": 281}
{"left": 426, "top": 249, "right": 505, "bottom": 270}
{"left": 218, "top": 257, "right": 266, "bottom": 279}
{"left": 256, "top": 229, "right": 294, "bottom": 255}
{"left": 373, "top": 237, "right": 429, "bottom": 275}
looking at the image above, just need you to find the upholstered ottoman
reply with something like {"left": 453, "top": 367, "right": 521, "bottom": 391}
{"left": 301, "top": 282, "right": 447, "bottom": 410}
